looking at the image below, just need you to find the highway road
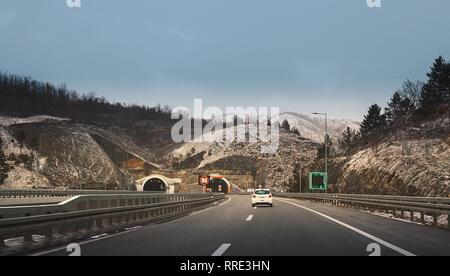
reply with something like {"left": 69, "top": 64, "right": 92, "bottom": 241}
{"left": 38, "top": 194, "right": 450, "bottom": 256}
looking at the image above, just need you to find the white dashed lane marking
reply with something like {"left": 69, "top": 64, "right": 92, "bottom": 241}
{"left": 211, "top": 243, "right": 231, "bottom": 256}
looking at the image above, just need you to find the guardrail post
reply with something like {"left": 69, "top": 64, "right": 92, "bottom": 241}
{"left": 420, "top": 212, "right": 425, "bottom": 224}
{"left": 72, "top": 223, "right": 79, "bottom": 234}
{"left": 447, "top": 215, "right": 450, "bottom": 230}
{"left": 0, "top": 235, "right": 5, "bottom": 248}
{"left": 95, "top": 218, "right": 104, "bottom": 229}
{"left": 410, "top": 211, "right": 414, "bottom": 222}
{"left": 433, "top": 215, "right": 438, "bottom": 227}
{"left": 24, "top": 232, "right": 33, "bottom": 244}
{"left": 107, "top": 217, "right": 113, "bottom": 228}
{"left": 45, "top": 227, "right": 54, "bottom": 240}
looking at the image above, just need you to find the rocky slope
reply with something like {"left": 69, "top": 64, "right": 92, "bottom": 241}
{"left": 0, "top": 117, "right": 136, "bottom": 190}
{"left": 328, "top": 137, "right": 449, "bottom": 197}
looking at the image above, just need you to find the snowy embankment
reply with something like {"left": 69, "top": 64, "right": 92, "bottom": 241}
{"left": 334, "top": 137, "right": 450, "bottom": 197}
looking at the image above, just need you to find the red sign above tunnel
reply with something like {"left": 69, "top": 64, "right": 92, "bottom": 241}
{"left": 199, "top": 176, "right": 210, "bottom": 186}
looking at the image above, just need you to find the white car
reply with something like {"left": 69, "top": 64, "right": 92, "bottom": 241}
{"left": 252, "top": 189, "right": 273, "bottom": 207}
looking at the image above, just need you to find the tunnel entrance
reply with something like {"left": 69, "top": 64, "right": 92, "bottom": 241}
{"left": 143, "top": 178, "right": 167, "bottom": 192}
{"left": 206, "top": 178, "right": 229, "bottom": 194}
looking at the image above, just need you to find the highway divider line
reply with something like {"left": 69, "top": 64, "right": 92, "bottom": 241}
{"left": 246, "top": 215, "right": 254, "bottom": 221}
{"left": 276, "top": 198, "right": 416, "bottom": 256}
{"left": 211, "top": 243, "right": 231, "bottom": 256}
{"left": 187, "top": 196, "right": 231, "bottom": 217}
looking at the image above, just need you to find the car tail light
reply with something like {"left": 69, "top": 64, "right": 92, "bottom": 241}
{"left": 253, "top": 195, "right": 256, "bottom": 198}
{"left": 269, "top": 195, "right": 272, "bottom": 198}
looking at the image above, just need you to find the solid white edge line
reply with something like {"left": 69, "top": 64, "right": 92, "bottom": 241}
{"left": 31, "top": 197, "right": 232, "bottom": 256}
{"left": 276, "top": 198, "right": 416, "bottom": 256}
{"left": 211, "top": 243, "right": 231, "bottom": 256}
{"left": 30, "top": 226, "right": 144, "bottom": 256}
{"left": 246, "top": 215, "right": 254, "bottom": 221}
{"left": 188, "top": 196, "right": 231, "bottom": 217}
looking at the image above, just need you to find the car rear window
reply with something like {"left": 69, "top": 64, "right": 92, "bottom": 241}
{"left": 255, "top": 190, "right": 270, "bottom": 195}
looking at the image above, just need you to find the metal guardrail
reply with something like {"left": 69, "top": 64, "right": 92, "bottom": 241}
{"left": 0, "top": 193, "right": 219, "bottom": 219}
{"left": 274, "top": 192, "right": 450, "bottom": 228}
{"left": 0, "top": 192, "right": 225, "bottom": 253}
{"left": 0, "top": 189, "right": 164, "bottom": 198}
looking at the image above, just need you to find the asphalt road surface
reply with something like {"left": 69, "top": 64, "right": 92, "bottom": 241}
{"left": 39, "top": 194, "right": 450, "bottom": 256}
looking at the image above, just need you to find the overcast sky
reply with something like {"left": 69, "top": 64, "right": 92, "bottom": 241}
{"left": 1, "top": 0, "right": 449, "bottom": 120}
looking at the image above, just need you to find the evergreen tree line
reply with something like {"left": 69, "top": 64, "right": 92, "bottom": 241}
{"left": 0, "top": 72, "right": 172, "bottom": 125}
{"left": 335, "top": 56, "right": 450, "bottom": 157}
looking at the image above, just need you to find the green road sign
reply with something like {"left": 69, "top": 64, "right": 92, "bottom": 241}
{"left": 309, "top": 172, "right": 327, "bottom": 190}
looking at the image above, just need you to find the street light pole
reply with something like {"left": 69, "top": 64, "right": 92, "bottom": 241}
{"left": 260, "top": 164, "right": 262, "bottom": 187}
{"left": 299, "top": 164, "right": 302, "bottom": 193}
{"left": 312, "top": 112, "right": 328, "bottom": 193}
{"left": 325, "top": 113, "right": 328, "bottom": 178}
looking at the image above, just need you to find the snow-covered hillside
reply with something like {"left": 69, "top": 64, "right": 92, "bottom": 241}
{"left": 274, "top": 112, "right": 360, "bottom": 143}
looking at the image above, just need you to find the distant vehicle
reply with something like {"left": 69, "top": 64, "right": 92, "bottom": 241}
{"left": 251, "top": 189, "right": 273, "bottom": 207}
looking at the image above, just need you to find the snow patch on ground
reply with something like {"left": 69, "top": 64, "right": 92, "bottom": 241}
{"left": 0, "top": 126, "right": 33, "bottom": 157}
{"left": 361, "top": 209, "right": 448, "bottom": 227}
{"left": 1, "top": 166, "right": 52, "bottom": 189}
{"left": 4, "top": 235, "right": 46, "bottom": 247}
{"left": 0, "top": 115, "right": 69, "bottom": 126}
{"left": 323, "top": 202, "right": 449, "bottom": 227}
{"left": 0, "top": 126, "right": 51, "bottom": 189}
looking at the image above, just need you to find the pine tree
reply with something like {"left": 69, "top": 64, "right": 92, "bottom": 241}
{"left": 360, "top": 104, "right": 387, "bottom": 137}
{"left": 385, "top": 91, "right": 413, "bottom": 127}
{"left": 419, "top": 56, "right": 450, "bottom": 110}
{"left": 16, "top": 130, "right": 26, "bottom": 155}
{"left": 317, "top": 134, "right": 334, "bottom": 159}
{"left": 338, "top": 127, "right": 356, "bottom": 157}
{"left": 281, "top": 119, "right": 291, "bottom": 132}
{"left": 291, "top": 127, "right": 300, "bottom": 136}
